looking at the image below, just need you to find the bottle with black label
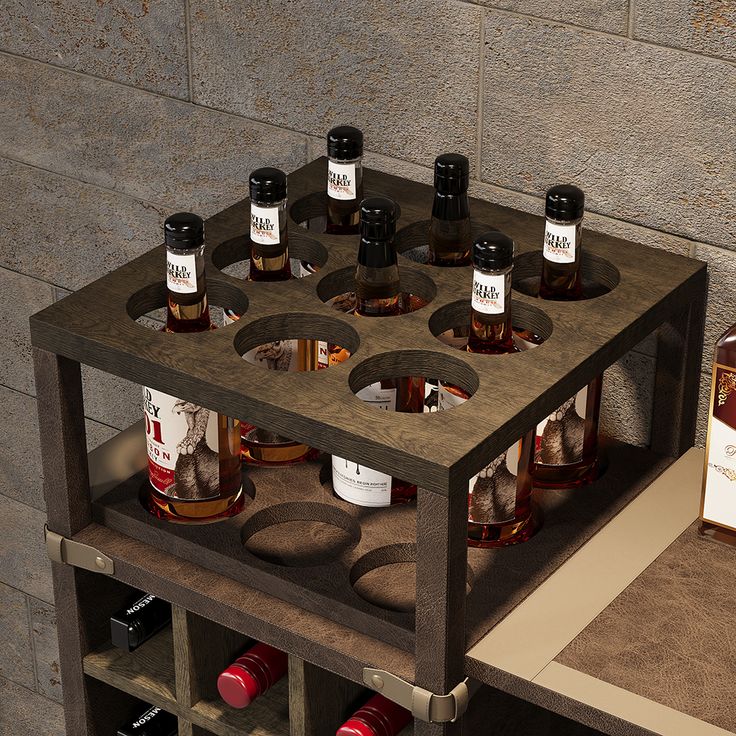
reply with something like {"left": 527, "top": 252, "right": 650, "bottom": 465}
{"left": 331, "top": 197, "right": 423, "bottom": 506}
{"left": 110, "top": 592, "right": 171, "bottom": 652}
{"left": 327, "top": 125, "right": 364, "bottom": 235}
{"left": 428, "top": 153, "right": 472, "bottom": 267}
{"left": 142, "top": 213, "right": 243, "bottom": 523}
{"left": 249, "top": 167, "right": 291, "bottom": 281}
{"left": 117, "top": 705, "right": 177, "bottom": 736}
{"left": 534, "top": 185, "right": 602, "bottom": 489}
{"left": 439, "top": 232, "right": 540, "bottom": 547}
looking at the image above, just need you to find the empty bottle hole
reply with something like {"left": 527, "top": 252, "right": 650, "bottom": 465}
{"left": 290, "top": 191, "right": 402, "bottom": 235}
{"left": 394, "top": 219, "right": 497, "bottom": 265}
{"left": 210, "top": 230, "right": 328, "bottom": 280}
{"left": 513, "top": 250, "right": 620, "bottom": 300}
{"left": 316, "top": 266, "right": 437, "bottom": 315}
{"left": 350, "top": 544, "right": 417, "bottom": 612}
{"left": 126, "top": 279, "right": 248, "bottom": 330}
{"left": 233, "top": 313, "right": 359, "bottom": 371}
{"left": 428, "top": 300, "right": 553, "bottom": 352}
{"left": 241, "top": 502, "right": 361, "bottom": 567}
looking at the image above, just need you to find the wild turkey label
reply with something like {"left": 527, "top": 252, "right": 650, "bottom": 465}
{"left": 144, "top": 387, "right": 221, "bottom": 500}
{"left": 543, "top": 221, "right": 576, "bottom": 264}
{"left": 702, "top": 363, "right": 736, "bottom": 531}
{"left": 535, "top": 387, "right": 588, "bottom": 467}
{"left": 327, "top": 161, "right": 356, "bottom": 200}
{"left": 471, "top": 271, "right": 505, "bottom": 315}
{"left": 439, "top": 384, "right": 519, "bottom": 524}
{"left": 250, "top": 204, "right": 280, "bottom": 245}
{"left": 166, "top": 252, "right": 197, "bottom": 294}
{"left": 332, "top": 383, "right": 396, "bottom": 506}
{"left": 243, "top": 339, "right": 301, "bottom": 372}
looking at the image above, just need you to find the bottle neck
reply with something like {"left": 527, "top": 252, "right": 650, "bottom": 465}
{"left": 250, "top": 198, "right": 290, "bottom": 281}
{"left": 432, "top": 190, "right": 470, "bottom": 221}
{"left": 355, "top": 237, "right": 401, "bottom": 316}
{"left": 165, "top": 245, "right": 211, "bottom": 333}
{"left": 467, "top": 266, "right": 515, "bottom": 354}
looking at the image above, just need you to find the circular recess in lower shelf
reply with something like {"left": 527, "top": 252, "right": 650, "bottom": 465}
{"left": 240, "top": 502, "right": 361, "bottom": 567}
{"left": 349, "top": 544, "right": 418, "bottom": 613}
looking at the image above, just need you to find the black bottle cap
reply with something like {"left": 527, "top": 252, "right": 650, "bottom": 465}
{"left": 360, "top": 196, "right": 398, "bottom": 241}
{"left": 250, "top": 167, "right": 287, "bottom": 203}
{"left": 545, "top": 184, "right": 585, "bottom": 221}
{"left": 472, "top": 231, "right": 514, "bottom": 271}
{"left": 327, "top": 125, "right": 364, "bottom": 160}
{"left": 164, "top": 212, "right": 203, "bottom": 248}
{"left": 434, "top": 153, "right": 470, "bottom": 195}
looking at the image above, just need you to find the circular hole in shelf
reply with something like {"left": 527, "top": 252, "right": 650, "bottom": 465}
{"left": 428, "top": 299, "right": 553, "bottom": 352}
{"left": 348, "top": 350, "right": 479, "bottom": 410}
{"left": 241, "top": 502, "right": 361, "bottom": 567}
{"left": 316, "top": 266, "right": 437, "bottom": 316}
{"left": 210, "top": 230, "right": 328, "bottom": 280}
{"left": 513, "top": 250, "right": 620, "bottom": 300}
{"left": 233, "top": 313, "right": 359, "bottom": 371}
{"left": 394, "top": 219, "right": 497, "bottom": 265}
{"left": 290, "top": 190, "right": 402, "bottom": 235}
{"left": 126, "top": 279, "right": 248, "bottom": 330}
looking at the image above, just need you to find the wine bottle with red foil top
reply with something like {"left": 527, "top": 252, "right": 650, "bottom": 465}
{"left": 439, "top": 232, "right": 540, "bottom": 547}
{"left": 327, "top": 125, "right": 364, "bottom": 235}
{"left": 331, "top": 198, "right": 422, "bottom": 507}
{"left": 217, "top": 642, "right": 288, "bottom": 709}
{"left": 249, "top": 167, "right": 291, "bottom": 281}
{"left": 337, "top": 693, "right": 412, "bottom": 736}
{"left": 534, "top": 185, "right": 601, "bottom": 489}
{"left": 142, "top": 213, "right": 244, "bottom": 523}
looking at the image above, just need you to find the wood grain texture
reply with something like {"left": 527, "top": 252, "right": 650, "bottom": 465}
{"left": 29, "top": 158, "right": 706, "bottom": 493}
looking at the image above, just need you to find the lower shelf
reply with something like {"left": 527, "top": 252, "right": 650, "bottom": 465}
{"left": 467, "top": 447, "right": 735, "bottom": 736}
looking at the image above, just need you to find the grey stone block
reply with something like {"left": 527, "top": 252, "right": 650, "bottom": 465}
{"left": 1, "top": 267, "right": 55, "bottom": 395}
{"left": 601, "top": 350, "right": 656, "bottom": 448}
{"left": 0, "top": 157, "right": 166, "bottom": 292}
{"left": 481, "top": 13, "right": 736, "bottom": 250}
{"left": 0, "top": 675, "right": 65, "bottom": 736}
{"left": 0, "top": 0, "right": 188, "bottom": 98}
{"left": 0, "top": 494, "right": 53, "bottom": 603}
{"left": 82, "top": 367, "right": 143, "bottom": 431}
{"left": 0, "top": 584, "right": 34, "bottom": 691}
{"left": 0, "top": 54, "right": 308, "bottom": 216}
{"left": 476, "top": 0, "right": 628, "bottom": 34}
{"left": 635, "top": 0, "right": 736, "bottom": 62}
{"left": 189, "top": 0, "right": 481, "bottom": 167}
{"left": 29, "top": 597, "right": 62, "bottom": 703}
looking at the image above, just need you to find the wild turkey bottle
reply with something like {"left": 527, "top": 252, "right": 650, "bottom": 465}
{"left": 249, "top": 167, "right": 291, "bottom": 281}
{"left": 534, "top": 185, "right": 601, "bottom": 489}
{"left": 327, "top": 125, "right": 364, "bottom": 234}
{"left": 142, "top": 213, "right": 243, "bottom": 523}
{"left": 428, "top": 153, "right": 472, "bottom": 266}
{"left": 439, "top": 232, "right": 540, "bottom": 547}
{"left": 331, "top": 197, "right": 423, "bottom": 506}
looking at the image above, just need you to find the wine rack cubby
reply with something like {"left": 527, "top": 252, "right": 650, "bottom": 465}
{"left": 31, "top": 158, "right": 707, "bottom": 735}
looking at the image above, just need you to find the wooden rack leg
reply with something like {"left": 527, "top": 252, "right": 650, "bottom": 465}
{"left": 651, "top": 274, "right": 707, "bottom": 457}
{"left": 414, "top": 483, "right": 469, "bottom": 736}
{"left": 289, "top": 656, "right": 364, "bottom": 736}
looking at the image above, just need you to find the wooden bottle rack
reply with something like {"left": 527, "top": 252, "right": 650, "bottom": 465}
{"left": 31, "top": 158, "right": 707, "bottom": 735}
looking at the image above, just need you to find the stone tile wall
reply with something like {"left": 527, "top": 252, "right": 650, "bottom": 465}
{"left": 1, "top": 1, "right": 733, "bottom": 731}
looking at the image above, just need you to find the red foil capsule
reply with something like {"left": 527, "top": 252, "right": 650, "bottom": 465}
{"left": 337, "top": 693, "right": 412, "bottom": 736}
{"left": 217, "top": 643, "right": 288, "bottom": 708}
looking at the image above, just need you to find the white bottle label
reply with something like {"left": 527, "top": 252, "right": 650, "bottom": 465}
{"left": 471, "top": 271, "right": 505, "bottom": 315}
{"left": 166, "top": 252, "right": 197, "bottom": 294}
{"left": 535, "top": 387, "right": 588, "bottom": 466}
{"left": 143, "top": 387, "right": 221, "bottom": 500}
{"left": 250, "top": 204, "right": 280, "bottom": 245}
{"left": 544, "top": 221, "right": 576, "bottom": 264}
{"left": 438, "top": 383, "right": 519, "bottom": 524}
{"left": 327, "top": 161, "right": 356, "bottom": 200}
{"left": 333, "top": 383, "right": 396, "bottom": 506}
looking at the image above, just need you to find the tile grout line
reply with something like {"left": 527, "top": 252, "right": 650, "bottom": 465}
{"left": 184, "top": 0, "right": 195, "bottom": 102}
{"left": 628, "top": 0, "right": 636, "bottom": 38}
{"left": 475, "top": 11, "right": 486, "bottom": 168}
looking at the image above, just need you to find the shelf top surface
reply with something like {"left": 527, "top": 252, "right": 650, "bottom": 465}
{"left": 30, "top": 158, "right": 706, "bottom": 490}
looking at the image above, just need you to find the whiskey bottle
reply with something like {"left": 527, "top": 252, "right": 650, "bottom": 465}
{"left": 327, "top": 125, "right": 364, "bottom": 235}
{"left": 117, "top": 705, "right": 177, "bottom": 736}
{"left": 701, "top": 323, "right": 736, "bottom": 541}
{"left": 332, "top": 197, "right": 422, "bottom": 506}
{"left": 217, "top": 642, "right": 288, "bottom": 708}
{"left": 143, "top": 213, "right": 244, "bottom": 523}
{"left": 337, "top": 693, "right": 412, "bottom": 736}
{"left": 428, "top": 153, "right": 472, "bottom": 266}
{"left": 110, "top": 592, "right": 171, "bottom": 652}
{"left": 534, "top": 185, "right": 601, "bottom": 489}
{"left": 250, "top": 167, "right": 291, "bottom": 281}
{"left": 439, "top": 232, "right": 539, "bottom": 547}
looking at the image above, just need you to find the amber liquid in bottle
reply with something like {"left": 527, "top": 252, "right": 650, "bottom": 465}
{"left": 144, "top": 214, "right": 243, "bottom": 523}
